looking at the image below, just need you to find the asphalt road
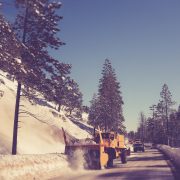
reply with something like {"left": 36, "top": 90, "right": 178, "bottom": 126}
{"left": 52, "top": 148, "right": 178, "bottom": 180}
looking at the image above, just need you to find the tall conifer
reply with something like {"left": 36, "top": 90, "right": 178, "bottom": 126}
{"left": 11, "top": 0, "right": 68, "bottom": 154}
{"left": 89, "top": 59, "right": 125, "bottom": 133}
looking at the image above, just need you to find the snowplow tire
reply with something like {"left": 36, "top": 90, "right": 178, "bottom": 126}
{"left": 121, "top": 150, "right": 127, "bottom": 164}
{"left": 96, "top": 162, "right": 101, "bottom": 170}
{"left": 127, "top": 148, "right": 131, "bottom": 156}
{"left": 107, "top": 157, "right": 113, "bottom": 167}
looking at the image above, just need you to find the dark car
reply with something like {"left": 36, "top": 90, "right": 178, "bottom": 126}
{"left": 133, "top": 142, "right": 145, "bottom": 152}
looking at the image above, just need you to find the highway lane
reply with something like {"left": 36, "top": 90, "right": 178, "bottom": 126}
{"left": 51, "top": 149, "right": 177, "bottom": 180}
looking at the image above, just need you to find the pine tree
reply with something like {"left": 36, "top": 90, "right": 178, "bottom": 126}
{"left": 168, "top": 106, "right": 180, "bottom": 146}
{"left": 159, "top": 84, "right": 175, "bottom": 145}
{"left": 64, "top": 79, "right": 83, "bottom": 115}
{"left": 146, "top": 117, "right": 155, "bottom": 142}
{"left": 160, "top": 84, "right": 175, "bottom": 116}
{"left": 141, "top": 84, "right": 176, "bottom": 145}
{"left": 88, "top": 94, "right": 102, "bottom": 128}
{"left": 127, "top": 131, "right": 136, "bottom": 141}
{"left": 89, "top": 59, "right": 125, "bottom": 133}
{"left": 11, "top": 0, "right": 68, "bottom": 154}
{"left": 138, "top": 112, "right": 146, "bottom": 142}
{"left": 42, "top": 69, "right": 71, "bottom": 112}
{"left": 0, "top": 14, "right": 24, "bottom": 76}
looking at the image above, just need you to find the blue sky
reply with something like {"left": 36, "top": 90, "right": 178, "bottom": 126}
{"left": 57, "top": 0, "right": 180, "bottom": 131}
{"left": 3, "top": 0, "right": 180, "bottom": 131}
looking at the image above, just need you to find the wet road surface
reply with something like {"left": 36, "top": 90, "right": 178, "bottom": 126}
{"left": 52, "top": 149, "right": 177, "bottom": 180}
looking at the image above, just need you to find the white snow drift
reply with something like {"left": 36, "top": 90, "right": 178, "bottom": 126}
{"left": 0, "top": 71, "right": 92, "bottom": 179}
{"left": 0, "top": 154, "right": 68, "bottom": 180}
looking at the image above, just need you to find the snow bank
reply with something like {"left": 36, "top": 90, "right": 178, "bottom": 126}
{"left": 0, "top": 72, "right": 93, "bottom": 179}
{"left": 0, "top": 72, "right": 91, "bottom": 154}
{"left": 0, "top": 152, "right": 90, "bottom": 180}
{"left": 157, "top": 145, "right": 180, "bottom": 169}
{"left": 0, "top": 154, "right": 70, "bottom": 180}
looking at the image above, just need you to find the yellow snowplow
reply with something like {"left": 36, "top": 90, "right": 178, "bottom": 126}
{"left": 94, "top": 131, "right": 128, "bottom": 167}
{"left": 62, "top": 127, "right": 128, "bottom": 169}
{"left": 62, "top": 127, "right": 108, "bottom": 169}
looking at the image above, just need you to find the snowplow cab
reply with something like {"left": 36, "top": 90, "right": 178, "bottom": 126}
{"left": 94, "top": 130, "right": 128, "bottom": 167}
{"left": 117, "top": 134, "right": 127, "bottom": 149}
{"left": 94, "top": 131, "right": 126, "bottom": 149}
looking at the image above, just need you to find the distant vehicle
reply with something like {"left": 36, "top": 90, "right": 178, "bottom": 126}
{"left": 133, "top": 141, "right": 145, "bottom": 152}
{"left": 151, "top": 143, "right": 156, "bottom": 149}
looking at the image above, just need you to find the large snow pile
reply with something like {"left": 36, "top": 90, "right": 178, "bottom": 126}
{"left": 0, "top": 153, "right": 68, "bottom": 180}
{"left": 157, "top": 145, "right": 180, "bottom": 169}
{"left": 0, "top": 152, "right": 88, "bottom": 180}
{"left": 0, "top": 72, "right": 93, "bottom": 179}
{"left": 0, "top": 72, "right": 92, "bottom": 155}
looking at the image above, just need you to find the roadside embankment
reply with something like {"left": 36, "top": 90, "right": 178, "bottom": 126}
{"left": 157, "top": 145, "right": 180, "bottom": 169}
{"left": 0, "top": 154, "right": 69, "bottom": 180}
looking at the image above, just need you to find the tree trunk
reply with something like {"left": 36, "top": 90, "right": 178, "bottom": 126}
{"left": 12, "top": 82, "right": 21, "bottom": 155}
{"left": 69, "top": 109, "right": 72, "bottom": 115}
{"left": 12, "top": 3, "right": 28, "bottom": 155}
{"left": 58, "top": 104, "right": 61, "bottom": 112}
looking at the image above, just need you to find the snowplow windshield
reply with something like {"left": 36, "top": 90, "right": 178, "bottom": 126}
{"left": 94, "top": 133, "right": 110, "bottom": 143}
{"left": 101, "top": 133, "right": 110, "bottom": 139}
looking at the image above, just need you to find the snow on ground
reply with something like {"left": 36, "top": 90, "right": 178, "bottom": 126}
{"left": 0, "top": 72, "right": 137, "bottom": 179}
{"left": 0, "top": 152, "right": 88, "bottom": 180}
{"left": 0, "top": 72, "right": 91, "bottom": 155}
{"left": 0, "top": 154, "right": 67, "bottom": 180}
{"left": 0, "top": 72, "right": 93, "bottom": 179}
{"left": 80, "top": 113, "right": 95, "bottom": 130}
{"left": 157, "top": 145, "right": 180, "bottom": 169}
{"left": 81, "top": 113, "right": 88, "bottom": 122}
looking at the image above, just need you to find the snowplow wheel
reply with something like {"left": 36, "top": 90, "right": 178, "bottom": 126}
{"left": 107, "top": 156, "right": 113, "bottom": 167}
{"left": 121, "top": 150, "right": 127, "bottom": 164}
{"left": 96, "top": 162, "right": 102, "bottom": 170}
{"left": 127, "top": 148, "right": 131, "bottom": 156}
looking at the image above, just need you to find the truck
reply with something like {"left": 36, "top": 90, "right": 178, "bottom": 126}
{"left": 133, "top": 140, "right": 145, "bottom": 152}
{"left": 94, "top": 130, "right": 128, "bottom": 167}
{"left": 62, "top": 127, "right": 129, "bottom": 169}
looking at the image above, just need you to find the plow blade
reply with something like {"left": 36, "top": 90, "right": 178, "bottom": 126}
{"left": 65, "top": 144, "right": 108, "bottom": 169}
{"left": 62, "top": 127, "right": 108, "bottom": 169}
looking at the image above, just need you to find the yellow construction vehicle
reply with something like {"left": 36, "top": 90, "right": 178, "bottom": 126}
{"left": 62, "top": 127, "right": 128, "bottom": 169}
{"left": 94, "top": 130, "right": 128, "bottom": 167}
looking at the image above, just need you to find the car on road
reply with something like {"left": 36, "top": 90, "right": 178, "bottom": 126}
{"left": 133, "top": 141, "right": 145, "bottom": 152}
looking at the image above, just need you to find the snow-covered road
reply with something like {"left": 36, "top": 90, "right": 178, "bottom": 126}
{"left": 51, "top": 149, "right": 177, "bottom": 180}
